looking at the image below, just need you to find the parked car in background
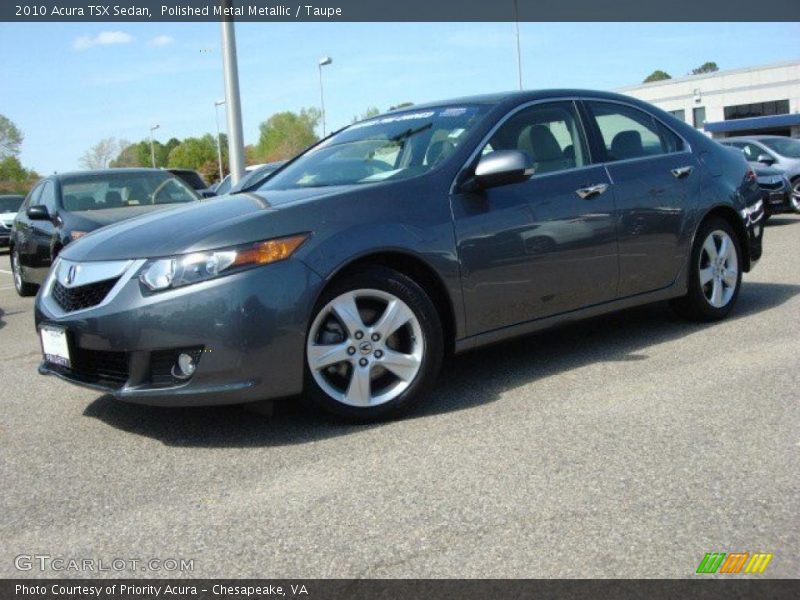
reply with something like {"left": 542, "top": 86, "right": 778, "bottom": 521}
{"left": 35, "top": 91, "right": 764, "bottom": 421}
{"left": 720, "top": 136, "right": 800, "bottom": 211}
{"left": 0, "top": 194, "right": 25, "bottom": 247}
{"left": 214, "top": 162, "right": 286, "bottom": 196}
{"left": 230, "top": 161, "right": 287, "bottom": 193}
{"left": 10, "top": 168, "right": 199, "bottom": 296}
{"left": 751, "top": 162, "right": 795, "bottom": 218}
{"left": 167, "top": 168, "right": 216, "bottom": 198}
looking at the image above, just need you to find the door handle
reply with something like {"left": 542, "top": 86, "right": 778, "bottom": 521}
{"left": 575, "top": 183, "right": 609, "bottom": 199}
{"left": 671, "top": 166, "right": 694, "bottom": 179}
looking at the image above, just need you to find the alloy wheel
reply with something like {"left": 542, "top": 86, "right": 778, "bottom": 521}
{"left": 791, "top": 180, "right": 800, "bottom": 213}
{"left": 307, "top": 289, "right": 424, "bottom": 407}
{"left": 698, "top": 230, "right": 738, "bottom": 308}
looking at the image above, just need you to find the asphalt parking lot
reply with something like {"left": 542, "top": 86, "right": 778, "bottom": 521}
{"left": 1, "top": 216, "right": 798, "bottom": 579}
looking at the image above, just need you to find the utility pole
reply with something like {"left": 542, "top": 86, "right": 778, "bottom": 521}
{"left": 220, "top": 2, "right": 245, "bottom": 184}
{"left": 214, "top": 99, "right": 226, "bottom": 182}
{"left": 514, "top": 0, "right": 523, "bottom": 90}
{"left": 149, "top": 124, "right": 160, "bottom": 168}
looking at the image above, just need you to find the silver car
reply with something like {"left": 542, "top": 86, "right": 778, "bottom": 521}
{"left": 720, "top": 136, "right": 800, "bottom": 212}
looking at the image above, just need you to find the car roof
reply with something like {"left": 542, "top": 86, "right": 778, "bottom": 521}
{"left": 385, "top": 89, "right": 642, "bottom": 113}
{"left": 721, "top": 135, "right": 786, "bottom": 142}
{"left": 53, "top": 167, "right": 168, "bottom": 180}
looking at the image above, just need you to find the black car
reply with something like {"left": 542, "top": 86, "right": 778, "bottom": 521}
{"left": 11, "top": 168, "right": 198, "bottom": 296}
{"left": 35, "top": 91, "right": 764, "bottom": 421}
{"left": 167, "top": 168, "right": 216, "bottom": 198}
{"left": 0, "top": 194, "right": 25, "bottom": 247}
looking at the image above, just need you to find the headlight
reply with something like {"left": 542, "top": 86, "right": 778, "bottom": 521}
{"left": 139, "top": 234, "right": 308, "bottom": 292}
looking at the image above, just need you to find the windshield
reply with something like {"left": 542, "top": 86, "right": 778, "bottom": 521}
{"left": 261, "top": 105, "right": 490, "bottom": 190}
{"left": 169, "top": 170, "right": 208, "bottom": 190}
{"left": 233, "top": 161, "right": 286, "bottom": 192}
{"left": 0, "top": 196, "right": 24, "bottom": 212}
{"left": 215, "top": 175, "right": 232, "bottom": 195}
{"left": 760, "top": 137, "right": 800, "bottom": 158}
{"left": 61, "top": 172, "right": 199, "bottom": 212}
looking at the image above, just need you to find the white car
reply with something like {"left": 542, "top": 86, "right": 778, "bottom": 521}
{"left": 0, "top": 194, "right": 24, "bottom": 248}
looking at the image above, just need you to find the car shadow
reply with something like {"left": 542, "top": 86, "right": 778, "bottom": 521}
{"left": 83, "top": 281, "right": 800, "bottom": 447}
{"left": 765, "top": 216, "right": 800, "bottom": 227}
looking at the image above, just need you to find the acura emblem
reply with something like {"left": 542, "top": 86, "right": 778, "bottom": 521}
{"left": 66, "top": 265, "right": 77, "bottom": 285}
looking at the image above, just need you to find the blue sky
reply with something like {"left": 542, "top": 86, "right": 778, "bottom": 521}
{"left": 1, "top": 21, "right": 798, "bottom": 174}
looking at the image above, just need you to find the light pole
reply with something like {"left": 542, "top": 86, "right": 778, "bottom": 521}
{"left": 318, "top": 56, "right": 332, "bottom": 137}
{"left": 220, "top": 4, "right": 246, "bottom": 185}
{"left": 214, "top": 99, "right": 226, "bottom": 182}
{"left": 514, "top": 0, "right": 523, "bottom": 90}
{"left": 149, "top": 123, "right": 160, "bottom": 168}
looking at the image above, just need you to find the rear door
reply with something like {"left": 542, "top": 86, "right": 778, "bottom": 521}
{"left": 582, "top": 100, "right": 700, "bottom": 297}
{"left": 452, "top": 100, "right": 618, "bottom": 335}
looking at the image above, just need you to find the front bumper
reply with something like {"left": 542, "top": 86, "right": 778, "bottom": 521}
{"left": 759, "top": 185, "right": 793, "bottom": 214}
{"left": 35, "top": 258, "right": 323, "bottom": 406}
{"left": 740, "top": 198, "right": 765, "bottom": 266}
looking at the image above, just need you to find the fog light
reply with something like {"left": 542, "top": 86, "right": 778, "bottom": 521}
{"left": 172, "top": 352, "right": 197, "bottom": 380}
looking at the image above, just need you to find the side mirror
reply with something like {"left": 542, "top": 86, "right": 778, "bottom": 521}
{"left": 26, "top": 205, "right": 50, "bottom": 220}
{"left": 473, "top": 150, "right": 534, "bottom": 189}
{"left": 756, "top": 154, "right": 775, "bottom": 165}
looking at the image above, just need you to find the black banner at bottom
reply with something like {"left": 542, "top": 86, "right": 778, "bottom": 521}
{"left": 2, "top": 579, "right": 799, "bottom": 600}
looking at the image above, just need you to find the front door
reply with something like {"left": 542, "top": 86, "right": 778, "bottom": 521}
{"left": 452, "top": 101, "right": 619, "bottom": 336}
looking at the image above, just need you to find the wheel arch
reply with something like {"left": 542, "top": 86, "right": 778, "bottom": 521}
{"left": 315, "top": 250, "right": 457, "bottom": 355}
{"left": 695, "top": 204, "right": 752, "bottom": 272}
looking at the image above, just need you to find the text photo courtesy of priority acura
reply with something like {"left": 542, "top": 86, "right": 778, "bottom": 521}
{"left": 32, "top": 91, "right": 764, "bottom": 421}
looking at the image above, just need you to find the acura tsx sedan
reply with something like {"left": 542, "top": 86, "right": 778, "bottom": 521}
{"left": 35, "top": 90, "right": 765, "bottom": 421}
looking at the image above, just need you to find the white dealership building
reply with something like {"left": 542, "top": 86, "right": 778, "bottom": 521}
{"left": 618, "top": 60, "right": 800, "bottom": 139}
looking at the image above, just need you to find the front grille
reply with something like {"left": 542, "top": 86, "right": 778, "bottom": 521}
{"left": 52, "top": 278, "right": 118, "bottom": 312}
{"left": 49, "top": 347, "right": 130, "bottom": 389}
{"left": 149, "top": 347, "right": 204, "bottom": 387}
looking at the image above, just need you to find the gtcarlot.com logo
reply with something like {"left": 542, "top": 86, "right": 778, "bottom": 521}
{"left": 14, "top": 554, "right": 194, "bottom": 573}
{"left": 696, "top": 552, "right": 773, "bottom": 574}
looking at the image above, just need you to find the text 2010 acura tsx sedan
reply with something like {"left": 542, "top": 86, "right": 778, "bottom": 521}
{"left": 35, "top": 90, "right": 765, "bottom": 421}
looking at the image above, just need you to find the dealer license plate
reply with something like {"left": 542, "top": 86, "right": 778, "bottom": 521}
{"left": 768, "top": 192, "right": 784, "bottom": 205}
{"left": 40, "top": 326, "right": 70, "bottom": 368}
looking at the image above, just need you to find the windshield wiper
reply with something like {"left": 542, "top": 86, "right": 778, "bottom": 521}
{"left": 389, "top": 122, "right": 432, "bottom": 143}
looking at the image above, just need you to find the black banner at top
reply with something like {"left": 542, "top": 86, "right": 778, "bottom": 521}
{"left": 2, "top": 0, "right": 799, "bottom": 22}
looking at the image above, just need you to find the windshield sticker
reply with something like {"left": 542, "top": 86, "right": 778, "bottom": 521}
{"left": 440, "top": 107, "right": 468, "bottom": 117}
{"left": 350, "top": 111, "right": 436, "bottom": 130}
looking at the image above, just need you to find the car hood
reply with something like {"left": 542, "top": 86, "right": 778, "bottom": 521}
{"left": 0, "top": 211, "right": 17, "bottom": 223}
{"left": 65, "top": 204, "right": 184, "bottom": 230}
{"left": 60, "top": 186, "right": 354, "bottom": 262}
{"left": 749, "top": 162, "right": 783, "bottom": 177}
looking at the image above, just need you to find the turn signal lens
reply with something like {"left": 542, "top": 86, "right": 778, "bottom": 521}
{"left": 233, "top": 235, "right": 308, "bottom": 267}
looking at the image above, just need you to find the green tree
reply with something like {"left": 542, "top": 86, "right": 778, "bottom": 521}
{"left": 352, "top": 107, "right": 380, "bottom": 123}
{"left": 167, "top": 134, "right": 221, "bottom": 182}
{"left": 691, "top": 62, "right": 719, "bottom": 75}
{"left": 255, "top": 108, "right": 320, "bottom": 162}
{"left": 643, "top": 70, "right": 672, "bottom": 83}
{"left": 0, "top": 114, "right": 23, "bottom": 158}
{"left": 0, "top": 156, "right": 38, "bottom": 194}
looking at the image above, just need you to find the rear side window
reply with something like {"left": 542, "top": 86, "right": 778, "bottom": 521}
{"left": 482, "top": 101, "right": 589, "bottom": 176}
{"left": 586, "top": 101, "right": 684, "bottom": 162}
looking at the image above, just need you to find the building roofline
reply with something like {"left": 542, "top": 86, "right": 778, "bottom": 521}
{"left": 617, "top": 59, "right": 800, "bottom": 92}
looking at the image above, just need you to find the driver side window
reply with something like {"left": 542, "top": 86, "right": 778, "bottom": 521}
{"left": 484, "top": 102, "right": 588, "bottom": 176}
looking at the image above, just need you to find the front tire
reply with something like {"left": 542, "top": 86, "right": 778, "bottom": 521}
{"left": 670, "top": 217, "right": 742, "bottom": 321}
{"left": 304, "top": 266, "right": 443, "bottom": 422}
{"left": 790, "top": 177, "right": 800, "bottom": 214}
{"left": 11, "top": 247, "right": 38, "bottom": 297}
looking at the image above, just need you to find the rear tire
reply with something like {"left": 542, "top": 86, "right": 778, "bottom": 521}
{"left": 11, "top": 247, "right": 38, "bottom": 297}
{"left": 304, "top": 266, "right": 443, "bottom": 422}
{"left": 670, "top": 217, "right": 742, "bottom": 322}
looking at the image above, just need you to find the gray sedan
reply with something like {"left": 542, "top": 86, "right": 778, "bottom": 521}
{"left": 35, "top": 90, "right": 764, "bottom": 421}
